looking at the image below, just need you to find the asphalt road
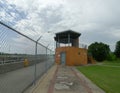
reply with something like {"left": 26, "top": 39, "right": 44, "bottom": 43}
{"left": 0, "top": 60, "right": 54, "bottom": 93}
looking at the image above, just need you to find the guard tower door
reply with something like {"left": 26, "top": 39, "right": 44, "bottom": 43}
{"left": 60, "top": 52, "right": 66, "bottom": 65}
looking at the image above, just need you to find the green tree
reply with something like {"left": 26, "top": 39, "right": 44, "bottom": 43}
{"left": 114, "top": 41, "right": 120, "bottom": 58}
{"left": 88, "top": 42, "right": 110, "bottom": 61}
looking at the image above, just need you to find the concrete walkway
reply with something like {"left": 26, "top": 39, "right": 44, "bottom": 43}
{"left": 29, "top": 65, "right": 105, "bottom": 93}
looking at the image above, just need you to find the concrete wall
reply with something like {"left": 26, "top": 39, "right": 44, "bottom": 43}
{"left": 0, "top": 62, "right": 24, "bottom": 74}
{"left": 0, "top": 57, "right": 47, "bottom": 74}
{"left": 55, "top": 47, "right": 88, "bottom": 66}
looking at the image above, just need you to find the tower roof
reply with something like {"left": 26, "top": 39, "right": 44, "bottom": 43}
{"left": 54, "top": 30, "right": 81, "bottom": 43}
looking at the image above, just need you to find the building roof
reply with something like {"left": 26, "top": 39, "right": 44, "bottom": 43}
{"left": 54, "top": 30, "right": 81, "bottom": 43}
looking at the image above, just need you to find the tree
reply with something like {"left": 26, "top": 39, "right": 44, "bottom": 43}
{"left": 114, "top": 41, "right": 120, "bottom": 58}
{"left": 88, "top": 42, "right": 110, "bottom": 61}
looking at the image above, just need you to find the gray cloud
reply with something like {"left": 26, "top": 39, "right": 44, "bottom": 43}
{"left": 0, "top": 0, "right": 120, "bottom": 51}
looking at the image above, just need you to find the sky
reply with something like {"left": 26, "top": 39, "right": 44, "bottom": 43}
{"left": 0, "top": 0, "right": 120, "bottom": 52}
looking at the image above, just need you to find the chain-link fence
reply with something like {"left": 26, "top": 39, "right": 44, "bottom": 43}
{"left": 0, "top": 22, "right": 54, "bottom": 93}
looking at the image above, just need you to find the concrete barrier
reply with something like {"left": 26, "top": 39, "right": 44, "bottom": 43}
{"left": 0, "top": 62, "right": 24, "bottom": 74}
{"left": 0, "top": 59, "right": 47, "bottom": 74}
{"left": 0, "top": 55, "right": 53, "bottom": 74}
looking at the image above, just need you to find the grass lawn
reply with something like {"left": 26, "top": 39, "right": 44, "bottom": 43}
{"left": 77, "top": 64, "right": 120, "bottom": 93}
{"left": 102, "top": 60, "right": 120, "bottom": 66}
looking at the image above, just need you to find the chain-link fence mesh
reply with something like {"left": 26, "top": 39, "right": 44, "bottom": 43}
{"left": 0, "top": 23, "right": 54, "bottom": 93}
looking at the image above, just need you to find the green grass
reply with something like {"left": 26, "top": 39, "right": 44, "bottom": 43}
{"left": 102, "top": 59, "right": 120, "bottom": 66}
{"left": 77, "top": 65, "right": 120, "bottom": 93}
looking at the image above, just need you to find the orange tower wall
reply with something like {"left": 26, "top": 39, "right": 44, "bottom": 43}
{"left": 55, "top": 47, "right": 88, "bottom": 66}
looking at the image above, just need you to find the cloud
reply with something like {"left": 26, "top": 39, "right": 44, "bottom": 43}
{"left": 0, "top": 0, "right": 120, "bottom": 52}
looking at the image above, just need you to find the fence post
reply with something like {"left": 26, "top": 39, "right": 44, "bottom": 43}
{"left": 34, "top": 41, "right": 37, "bottom": 85}
{"left": 46, "top": 47, "right": 48, "bottom": 70}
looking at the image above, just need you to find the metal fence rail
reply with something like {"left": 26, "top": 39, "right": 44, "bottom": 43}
{"left": 0, "top": 22, "right": 54, "bottom": 93}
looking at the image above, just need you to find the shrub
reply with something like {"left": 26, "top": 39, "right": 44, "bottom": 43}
{"left": 107, "top": 53, "right": 117, "bottom": 61}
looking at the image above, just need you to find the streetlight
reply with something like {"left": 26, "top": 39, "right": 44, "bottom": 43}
{"left": 46, "top": 31, "right": 55, "bottom": 51}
